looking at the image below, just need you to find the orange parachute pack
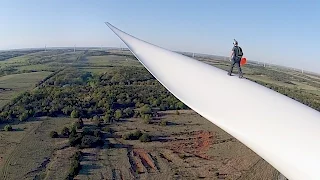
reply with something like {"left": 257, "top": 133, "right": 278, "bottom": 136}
{"left": 240, "top": 57, "right": 247, "bottom": 66}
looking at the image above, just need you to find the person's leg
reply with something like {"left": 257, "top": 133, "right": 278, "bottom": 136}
{"left": 235, "top": 59, "right": 243, "bottom": 78}
{"left": 228, "top": 59, "right": 236, "bottom": 75}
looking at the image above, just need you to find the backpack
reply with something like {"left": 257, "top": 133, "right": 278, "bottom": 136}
{"left": 236, "top": 46, "right": 243, "bottom": 57}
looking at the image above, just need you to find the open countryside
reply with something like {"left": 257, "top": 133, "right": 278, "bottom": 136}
{"left": 0, "top": 49, "right": 319, "bottom": 179}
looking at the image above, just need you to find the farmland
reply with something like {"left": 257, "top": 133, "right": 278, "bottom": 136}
{"left": 0, "top": 117, "right": 76, "bottom": 180}
{"left": 0, "top": 49, "right": 319, "bottom": 179}
{"left": 72, "top": 110, "right": 280, "bottom": 180}
{"left": 0, "top": 71, "right": 52, "bottom": 108}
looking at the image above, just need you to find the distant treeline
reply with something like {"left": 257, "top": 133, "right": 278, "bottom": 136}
{"left": 0, "top": 66, "right": 189, "bottom": 122}
{"left": 0, "top": 50, "right": 42, "bottom": 61}
{"left": 0, "top": 50, "right": 86, "bottom": 77}
{"left": 247, "top": 66, "right": 320, "bottom": 88}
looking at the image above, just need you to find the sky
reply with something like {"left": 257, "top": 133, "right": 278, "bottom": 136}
{"left": 0, "top": 0, "right": 319, "bottom": 72}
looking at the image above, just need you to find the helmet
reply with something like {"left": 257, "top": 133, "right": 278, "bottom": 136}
{"left": 233, "top": 39, "right": 238, "bottom": 45}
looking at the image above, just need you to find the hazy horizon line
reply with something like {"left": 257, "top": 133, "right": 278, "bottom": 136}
{"left": 0, "top": 46, "right": 317, "bottom": 75}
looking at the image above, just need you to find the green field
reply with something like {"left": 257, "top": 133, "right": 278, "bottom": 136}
{"left": 0, "top": 71, "right": 52, "bottom": 108}
{"left": 86, "top": 55, "right": 141, "bottom": 67}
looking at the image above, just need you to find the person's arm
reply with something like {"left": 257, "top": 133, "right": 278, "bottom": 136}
{"left": 230, "top": 51, "right": 234, "bottom": 57}
{"left": 230, "top": 47, "right": 235, "bottom": 61}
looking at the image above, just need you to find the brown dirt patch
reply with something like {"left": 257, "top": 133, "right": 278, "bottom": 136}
{"left": 131, "top": 150, "right": 145, "bottom": 174}
{"left": 133, "top": 148, "right": 157, "bottom": 171}
{"left": 168, "top": 130, "right": 214, "bottom": 159}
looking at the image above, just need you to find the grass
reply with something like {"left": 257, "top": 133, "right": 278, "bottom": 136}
{"left": 87, "top": 55, "right": 141, "bottom": 67}
{"left": 0, "top": 71, "right": 52, "bottom": 108}
{"left": 0, "top": 117, "right": 76, "bottom": 180}
{"left": 79, "top": 67, "right": 115, "bottom": 73}
{"left": 16, "top": 64, "right": 59, "bottom": 71}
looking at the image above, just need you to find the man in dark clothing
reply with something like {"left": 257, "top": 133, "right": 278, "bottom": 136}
{"left": 228, "top": 39, "right": 243, "bottom": 78}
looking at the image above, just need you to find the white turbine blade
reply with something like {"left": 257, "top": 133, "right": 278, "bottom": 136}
{"left": 105, "top": 22, "right": 320, "bottom": 180}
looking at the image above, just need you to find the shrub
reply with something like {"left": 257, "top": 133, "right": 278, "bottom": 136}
{"left": 72, "top": 151, "right": 83, "bottom": 161}
{"left": 70, "top": 110, "right": 79, "bottom": 118}
{"left": 103, "top": 114, "right": 111, "bottom": 123}
{"left": 122, "top": 133, "right": 131, "bottom": 140}
{"left": 143, "top": 118, "right": 150, "bottom": 124}
{"left": 103, "top": 127, "right": 113, "bottom": 134}
{"left": 160, "top": 120, "right": 168, "bottom": 126}
{"left": 115, "top": 109, "right": 123, "bottom": 120}
{"left": 4, "top": 124, "right": 13, "bottom": 131}
{"left": 123, "top": 107, "right": 134, "bottom": 118}
{"left": 50, "top": 131, "right": 58, "bottom": 138}
{"left": 140, "top": 104, "right": 152, "bottom": 114}
{"left": 70, "top": 127, "right": 77, "bottom": 137}
{"left": 123, "top": 130, "right": 143, "bottom": 140}
{"left": 66, "top": 151, "right": 83, "bottom": 179}
{"left": 19, "top": 112, "right": 29, "bottom": 121}
{"left": 144, "top": 114, "right": 151, "bottom": 120}
{"left": 92, "top": 116, "right": 102, "bottom": 127}
{"left": 82, "top": 127, "right": 93, "bottom": 136}
{"left": 139, "top": 133, "right": 151, "bottom": 142}
{"left": 80, "top": 135, "right": 103, "bottom": 148}
{"left": 132, "top": 130, "right": 142, "bottom": 139}
{"left": 93, "top": 130, "right": 102, "bottom": 137}
{"left": 73, "top": 118, "right": 84, "bottom": 129}
{"left": 61, "top": 127, "right": 70, "bottom": 137}
{"left": 69, "top": 133, "right": 83, "bottom": 147}
{"left": 73, "top": 121, "right": 82, "bottom": 129}
{"left": 178, "top": 153, "right": 187, "bottom": 159}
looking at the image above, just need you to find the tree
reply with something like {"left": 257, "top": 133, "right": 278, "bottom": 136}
{"left": 103, "top": 114, "right": 112, "bottom": 123}
{"left": 50, "top": 131, "right": 58, "bottom": 138}
{"left": 70, "top": 110, "right": 79, "bottom": 118}
{"left": 132, "top": 130, "right": 142, "bottom": 139}
{"left": 175, "top": 110, "right": 180, "bottom": 115}
{"left": 152, "top": 99, "right": 160, "bottom": 107}
{"left": 123, "top": 130, "right": 143, "bottom": 140}
{"left": 4, "top": 124, "right": 13, "bottom": 131}
{"left": 123, "top": 107, "right": 134, "bottom": 118}
{"left": 19, "top": 112, "right": 29, "bottom": 121}
{"left": 61, "top": 127, "right": 70, "bottom": 137}
{"left": 92, "top": 115, "right": 101, "bottom": 126}
{"left": 74, "top": 118, "right": 84, "bottom": 129}
{"left": 160, "top": 120, "right": 168, "bottom": 126}
{"left": 70, "top": 126, "right": 77, "bottom": 137}
{"left": 140, "top": 104, "right": 152, "bottom": 114}
{"left": 143, "top": 114, "right": 151, "bottom": 124}
{"left": 176, "top": 102, "right": 186, "bottom": 109}
{"left": 80, "top": 135, "right": 103, "bottom": 148}
{"left": 115, "top": 109, "right": 122, "bottom": 120}
{"left": 143, "top": 118, "right": 151, "bottom": 124}
{"left": 139, "top": 133, "right": 151, "bottom": 142}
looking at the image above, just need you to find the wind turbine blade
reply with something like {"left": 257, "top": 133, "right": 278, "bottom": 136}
{"left": 105, "top": 22, "right": 320, "bottom": 180}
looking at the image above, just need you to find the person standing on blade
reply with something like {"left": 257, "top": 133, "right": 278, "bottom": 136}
{"left": 228, "top": 39, "right": 244, "bottom": 78}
